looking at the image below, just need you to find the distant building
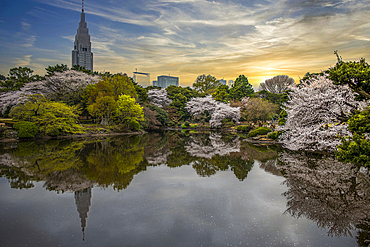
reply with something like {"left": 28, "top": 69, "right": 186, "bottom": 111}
{"left": 133, "top": 72, "right": 150, "bottom": 87}
{"left": 218, "top": 79, "right": 226, "bottom": 85}
{"left": 157, "top": 75, "right": 179, "bottom": 88}
{"left": 152, "top": 81, "right": 158, "bottom": 87}
{"left": 228, "top": 80, "right": 234, "bottom": 87}
{"left": 72, "top": 3, "right": 93, "bottom": 72}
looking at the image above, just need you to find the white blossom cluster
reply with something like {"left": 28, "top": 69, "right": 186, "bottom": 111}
{"left": 185, "top": 95, "right": 240, "bottom": 127}
{"left": 146, "top": 147, "right": 172, "bottom": 165}
{"left": 185, "top": 133, "right": 240, "bottom": 159}
{"left": 147, "top": 88, "right": 172, "bottom": 108}
{"left": 0, "top": 70, "right": 99, "bottom": 114}
{"left": 278, "top": 75, "right": 368, "bottom": 151}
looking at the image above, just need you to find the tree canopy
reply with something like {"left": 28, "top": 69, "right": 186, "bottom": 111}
{"left": 192, "top": 74, "right": 221, "bottom": 95}
{"left": 229, "top": 75, "right": 254, "bottom": 101}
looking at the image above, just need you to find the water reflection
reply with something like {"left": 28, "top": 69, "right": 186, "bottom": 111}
{"left": 1, "top": 131, "right": 369, "bottom": 245}
{"left": 277, "top": 151, "right": 370, "bottom": 240}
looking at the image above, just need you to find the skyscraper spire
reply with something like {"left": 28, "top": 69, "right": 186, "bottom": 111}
{"left": 72, "top": 0, "right": 93, "bottom": 71}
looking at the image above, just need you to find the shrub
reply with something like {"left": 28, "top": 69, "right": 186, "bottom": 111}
{"left": 168, "top": 121, "right": 176, "bottom": 127}
{"left": 129, "top": 120, "right": 140, "bottom": 131}
{"left": 268, "top": 131, "right": 283, "bottom": 140}
{"left": 13, "top": 121, "right": 39, "bottom": 138}
{"left": 182, "top": 121, "right": 190, "bottom": 128}
{"left": 237, "top": 125, "right": 253, "bottom": 132}
{"left": 247, "top": 127, "right": 272, "bottom": 138}
{"left": 190, "top": 124, "right": 198, "bottom": 128}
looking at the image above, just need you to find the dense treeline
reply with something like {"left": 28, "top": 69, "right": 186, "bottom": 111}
{"left": 0, "top": 51, "right": 369, "bottom": 168}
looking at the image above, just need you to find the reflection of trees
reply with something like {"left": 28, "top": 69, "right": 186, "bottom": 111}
{"left": 259, "top": 159, "right": 282, "bottom": 176}
{"left": 185, "top": 133, "right": 240, "bottom": 159}
{"left": 278, "top": 151, "right": 370, "bottom": 237}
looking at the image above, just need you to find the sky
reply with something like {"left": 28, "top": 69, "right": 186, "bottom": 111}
{"left": 0, "top": 0, "right": 369, "bottom": 87}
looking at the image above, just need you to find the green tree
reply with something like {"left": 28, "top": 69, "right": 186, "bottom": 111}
{"left": 240, "top": 97, "right": 279, "bottom": 122}
{"left": 87, "top": 96, "right": 117, "bottom": 126}
{"left": 116, "top": 95, "right": 144, "bottom": 129}
{"left": 71, "top": 64, "right": 93, "bottom": 74}
{"left": 192, "top": 74, "right": 221, "bottom": 95}
{"left": 212, "top": 84, "right": 230, "bottom": 103}
{"left": 9, "top": 94, "right": 83, "bottom": 136}
{"left": 328, "top": 52, "right": 370, "bottom": 100}
{"left": 45, "top": 64, "right": 69, "bottom": 76}
{"left": 229, "top": 75, "right": 254, "bottom": 101}
{"left": 336, "top": 107, "right": 370, "bottom": 167}
{"left": 0, "top": 67, "right": 41, "bottom": 91}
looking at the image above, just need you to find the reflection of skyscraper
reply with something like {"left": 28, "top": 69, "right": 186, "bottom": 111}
{"left": 75, "top": 187, "right": 92, "bottom": 241}
{"left": 72, "top": 1, "right": 93, "bottom": 71}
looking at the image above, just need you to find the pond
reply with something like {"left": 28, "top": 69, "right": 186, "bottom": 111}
{"left": 0, "top": 131, "right": 369, "bottom": 247}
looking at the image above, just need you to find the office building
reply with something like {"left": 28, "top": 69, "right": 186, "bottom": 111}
{"left": 72, "top": 1, "right": 93, "bottom": 71}
{"left": 133, "top": 72, "right": 151, "bottom": 87}
{"left": 157, "top": 75, "right": 179, "bottom": 88}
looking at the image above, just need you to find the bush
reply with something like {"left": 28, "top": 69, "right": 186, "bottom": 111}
{"left": 129, "top": 120, "right": 140, "bottom": 131}
{"left": 247, "top": 127, "right": 272, "bottom": 138}
{"left": 268, "top": 131, "right": 283, "bottom": 140}
{"left": 182, "top": 121, "right": 190, "bottom": 128}
{"left": 148, "top": 105, "right": 168, "bottom": 126}
{"left": 168, "top": 121, "right": 176, "bottom": 127}
{"left": 190, "top": 124, "right": 198, "bottom": 128}
{"left": 237, "top": 125, "right": 253, "bottom": 132}
{"left": 13, "top": 121, "right": 39, "bottom": 138}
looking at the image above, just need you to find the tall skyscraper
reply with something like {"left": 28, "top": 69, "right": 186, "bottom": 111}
{"left": 72, "top": 1, "right": 93, "bottom": 72}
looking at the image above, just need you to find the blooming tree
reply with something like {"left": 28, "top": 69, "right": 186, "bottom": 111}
{"left": 0, "top": 70, "right": 99, "bottom": 115}
{"left": 147, "top": 88, "right": 172, "bottom": 108}
{"left": 185, "top": 95, "right": 240, "bottom": 127}
{"left": 278, "top": 75, "right": 367, "bottom": 151}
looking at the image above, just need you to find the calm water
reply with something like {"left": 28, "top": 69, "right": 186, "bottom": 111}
{"left": 0, "top": 131, "right": 369, "bottom": 247}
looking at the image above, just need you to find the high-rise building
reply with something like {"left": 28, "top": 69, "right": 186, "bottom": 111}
{"left": 157, "top": 75, "right": 179, "bottom": 88}
{"left": 133, "top": 72, "right": 151, "bottom": 87}
{"left": 218, "top": 79, "right": 226, "bottom": 85}
{"left": 72, "top": 1, "right": 93, "bottom": 72}
{"left": 228, "top": 80, "right": 234, "bottom": 87}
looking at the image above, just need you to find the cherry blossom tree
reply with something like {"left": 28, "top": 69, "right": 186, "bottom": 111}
{"left": 0, "top": 70, "right": 99, "bottom": 115}
{"left": 147, "top": 88, "right": 172, "bottom": 108}
{"left": 278, "top": 75, "right": 368, "bottom": 151}
{"left": 185, "top": 95, "right": 240, "bottom": 127}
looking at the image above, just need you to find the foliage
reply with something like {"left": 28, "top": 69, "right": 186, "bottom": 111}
{"left": 192, "top": 74, "right": 221, "bottom": 95}
{"left": 268, "top": 131, "right": 283, "bottom": 140}
{"left": 103, "top": 73, "right": 138, "bottom": 100}
{"left": 71, "top": 64, "right": 94, "bottom": 74}
{"left": 147, "top": 88, "right": 172, "bottom": 108}
{"left": 190, "top": 124, "right": 198, "bottom": 128}
{"left": 13, "top": 121, "right": 39, "bottom": 138}
{"left": 239, "top": 97, "right": 279, "bottom": 122}
{"left": 116, "top": 95, "right": 144, "bottom": 129}
{"left": 212, "top": 84, "right": 230, "bottom": 103}
{"left": 185, "top": 95, "right": 240, "bottom": 127}
{"left": 87, "top": 96, "right": 117, "bottom": 125}
{"left": 0, "top": 70, "right": 99, "bottom": 115}
{"left": 247, "top": 127, "right": 272, "bottom": 137}
{"left": 278, "top": 75, "right": 366, "bottom": 151}
{"left": 182, "top": 121, "right": 190, "bottom": 128}
{"left": 328, "top": 55, "right": 370, "bottom": 100}
{"left": 336, "top": 107, "right": 370, "bottom": 167}
{"left": 129, "top": 120, "right": 140, "bottom": 131}
{"left": 255, "top": 90, "right": 289, "bottom": 108}
{"left": 148, "top": 104, "right": 168, "bottom": 126}
{"left": 229, "top": 75, "right": 254, "bottom": 101}
{"left": 236, "top": 125, "right": 253, "bottom": 133}
{"left": 278, "top": 109, "right": 287, "bottom": 126}
{"left": 336, "top": 133, "right": 370, "bottom": 167}
{"left": 0, "top": 67, "right": 41, "bottom": 92}
{"left": 9, "top": 94, "right": 83, "bottom": 136}
{"left": 259, "top": 75, "right": 295, "bottom": 94}
{"left": 134, "top": 85, "right": 148, "bottom": 103}
{"left": 45, "top": 64, "right": 68, "bottom": 76}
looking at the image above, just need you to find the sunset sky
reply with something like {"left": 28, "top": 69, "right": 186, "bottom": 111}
{"left": 0, "top": 0, "right": 369, "bottom": 87}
